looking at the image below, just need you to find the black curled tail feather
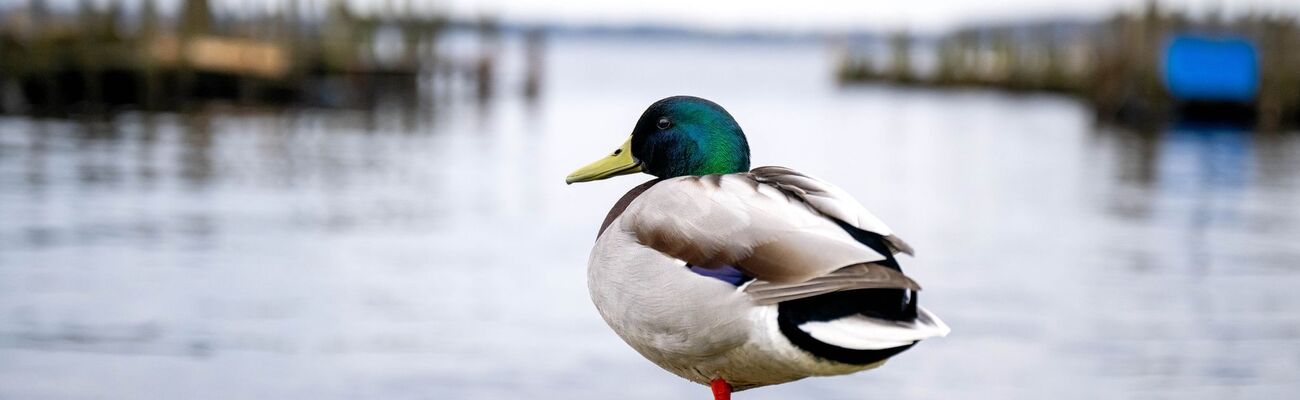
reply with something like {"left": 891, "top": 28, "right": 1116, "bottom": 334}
{"left": 776, "top": 310, "right": 916, "bottom": 365}
{"left": 774, "top": 220, "right": 921, "bottom": 364}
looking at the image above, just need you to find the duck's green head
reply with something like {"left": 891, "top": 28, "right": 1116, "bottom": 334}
{"left": 566, "top": 96, "right": 750, "bottom": 184}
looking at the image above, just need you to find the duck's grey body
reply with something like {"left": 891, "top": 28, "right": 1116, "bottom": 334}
{"left": 588, "top": 234, "right": 886, "bottom": 389}
{"left": 586, "top": 168, "right": 948, "bottom": 390}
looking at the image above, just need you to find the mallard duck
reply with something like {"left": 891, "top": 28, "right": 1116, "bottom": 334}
{"left": 565, "top": 96, "right": 948, "bottom": 399}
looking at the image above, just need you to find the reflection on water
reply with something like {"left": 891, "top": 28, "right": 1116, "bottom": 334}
{"left": 2, "top": 38, "right": 1300, "bottom": 399}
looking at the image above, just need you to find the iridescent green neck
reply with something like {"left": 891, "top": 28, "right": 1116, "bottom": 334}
{"left": 685, "top": 127, "right": 750, "bottom": 175}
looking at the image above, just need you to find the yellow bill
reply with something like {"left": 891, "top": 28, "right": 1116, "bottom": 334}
{"left": 566, "top": 136, "right": 643, "bottom": 184}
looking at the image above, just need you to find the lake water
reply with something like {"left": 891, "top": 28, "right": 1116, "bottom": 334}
{"left": 2, "top": 37, "right": 1300, "bottom": 399}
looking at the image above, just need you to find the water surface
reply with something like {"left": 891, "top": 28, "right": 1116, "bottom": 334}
{"left": 2, "top": 37, "right": 1299, "bottom": 399}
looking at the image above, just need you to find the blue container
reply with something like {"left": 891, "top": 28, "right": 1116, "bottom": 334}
{"left": 1163, "top": 35, "right": 1259, "bottom": 103}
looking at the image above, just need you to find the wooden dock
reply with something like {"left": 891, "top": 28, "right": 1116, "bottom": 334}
{"left": 0, "top": 0, "right": 522, "bottom": 114}
{"left": 836, "top": 1, "right": 1300, "bottom": 129}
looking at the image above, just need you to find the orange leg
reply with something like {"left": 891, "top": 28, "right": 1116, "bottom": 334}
{"left": 710, "top": 379, "right": 732, "bottom": 400}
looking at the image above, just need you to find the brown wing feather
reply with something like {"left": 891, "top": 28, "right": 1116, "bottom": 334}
{"left": 751, "top": 166, "right": 915, "bottom": 256}
{"left": 743, "top": 264, "right": 920, "bottom": 305}
{"left": 620, "top": 174, "right": 887, "bottom": 284}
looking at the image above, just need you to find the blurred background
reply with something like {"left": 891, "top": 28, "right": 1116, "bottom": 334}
{"left": 2, "top": 0, "right": 1299, "bottom": 399}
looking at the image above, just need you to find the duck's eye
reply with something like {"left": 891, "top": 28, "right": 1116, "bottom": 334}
{"left": 656, "top": 118, "right": 672, "bottom": 130}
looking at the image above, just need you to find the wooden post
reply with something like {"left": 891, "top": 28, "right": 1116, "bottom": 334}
{"left": 522, "top": 27, "right": 544, "bottom": 99}
{"left": 140, "top": 0, "right": 161, "bottom": 109}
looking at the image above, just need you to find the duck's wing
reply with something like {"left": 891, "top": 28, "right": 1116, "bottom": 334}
{"left": 742, "top": 264, "right": 917, "bottom": 305}
{"left": 619, "top": 173, "right": 911, "bottom": 288}
{"left": 750, "top": 166, "right": 913, "bottom": 256}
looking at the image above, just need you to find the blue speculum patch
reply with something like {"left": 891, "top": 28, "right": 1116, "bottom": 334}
{"left": 688, "top": 264, "right": 752, "bottom": 286}
{"left": 1164, "top": 34, "right": 1259, "bottom": 103}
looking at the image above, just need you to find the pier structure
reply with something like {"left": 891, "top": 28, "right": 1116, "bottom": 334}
{"left": 836, "top": 1, "right": 1300, "bottom": 128}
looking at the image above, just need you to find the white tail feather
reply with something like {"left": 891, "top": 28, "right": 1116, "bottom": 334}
{"left": 797, "top": 307, "right": 950, "bottom": 350}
